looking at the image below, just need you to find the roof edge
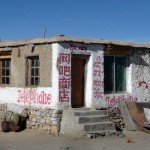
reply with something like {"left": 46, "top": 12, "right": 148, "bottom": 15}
{"left": 0, "top": 35, "right": 150, "bottom": 49}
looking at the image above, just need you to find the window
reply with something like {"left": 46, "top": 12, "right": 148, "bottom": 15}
{"left": 27, "top": 57, "right": 40, "bottom": 86}
{"left": 0, "top": 59, "right": 11, "bottom": 84}
{"left": 104, "top": 56, "right": 126, "bottom": 93}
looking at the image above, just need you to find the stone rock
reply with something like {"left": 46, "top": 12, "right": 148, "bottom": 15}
{"left": 31, "top": 122, "right": 36, "bottom": 126}
{"left": 41, "top": 112, "right": 46, "bottom": 117}
{"left": 43, "top": 125, "right": 51, "bottom": 131}
{"left": 35, "top": 111, "right": 41, "bottom": 116}
{"left": 87, "top": 134, "right": 93, "bottom": 139}
{"left": 51, "top": 120, "right": 59, "bottom": 125}
{"left": 51, "top": 113, "right": 58, "bottom": 118}
{"left": 32, "top": 118, "right": 37, "bottom": 122}
{"left": 51, "top": 125, "right": 59, "bottom": 135}
{"left": 46, "top": 118, "right": 51, "bottom": 124}
{"left": 36, "top": 117, "right": 42, "bottom": 123}
{"left": 52, "top": 109, "right": 62, "bottom": 114}
{"left": 26, "top": 124, "right": 32, "bottom": 129}
{"left": 40, "top": 119, "right": 46, "bottom": 124}
{"left": 38, "top": 125, "right": 43, "bottom": 131}
{"left": 51, "top": 117, "right": 60, "bottom": 121}
{"left": 30, "top": 109, "right": 35, "bottom": 115}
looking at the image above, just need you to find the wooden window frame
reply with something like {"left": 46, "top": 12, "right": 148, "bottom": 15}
{"left": 0, "top": 59, "right": 11, "bottom": 85}
{"left": 26, "top": 56, "right": 40, "bottom": 87}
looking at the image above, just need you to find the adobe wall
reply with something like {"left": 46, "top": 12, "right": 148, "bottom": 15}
{"left": 10, "top": 44, "right": 52, "bottom": 87}
{"left": 0, "top": 43, "right": 60, "bottom": 109}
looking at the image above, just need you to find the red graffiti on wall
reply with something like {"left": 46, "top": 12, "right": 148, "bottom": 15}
{"left": 105, "top": 95, "right": 138, "bottom": 107}
{"left": 17, "top": 90, "right": 52, "bottom": 105}
{"left": 59, "top": 77, "right": 70, "bottom": 89}
{"left": 59, "top": 54, "right": 71, "bottom": 102}
{"left": 93, "top": 70, "right": 104, "bottom": 77}
{"left": 59, "top": 54, "right": 70, "bottom": 64}
{"left": 59, "top": 66, "right": 70, "bottom": 76}
{"left": 68, "top": 42, "right": 87, "bottom": 51}
{"left": 93, "top": 55, "right": 104, "bottom": 99}
{"left": 138, "top": 81, "right": 148, "bottom": 89}
{"left": 59, "top": 89, "right": 70, "bottom": 102}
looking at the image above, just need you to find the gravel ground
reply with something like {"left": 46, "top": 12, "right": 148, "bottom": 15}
{"left": 0, "top": 128, "right": 150, "bottom": 150}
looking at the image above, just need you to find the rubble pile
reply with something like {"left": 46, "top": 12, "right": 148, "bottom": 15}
{"left": 86, "top": 131, "right": 125, "bottom": 139}
{"left": 106, "top": 107, "right": 125, "bottom": 130}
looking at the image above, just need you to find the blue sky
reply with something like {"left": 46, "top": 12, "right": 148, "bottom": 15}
{"left": 0, "top": 0, "right": 150, "bottom": 42}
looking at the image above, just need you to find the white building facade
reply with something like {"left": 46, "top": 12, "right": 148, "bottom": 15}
{"left": 0, "top": 36, "right": 150, "bottom": 110}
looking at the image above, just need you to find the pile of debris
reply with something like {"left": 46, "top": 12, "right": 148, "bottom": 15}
{"left": 1, "top": 103, "right": 28, "bottom": 132}
{"left": 106, "top": 107, "right": 125, "bottom": 130}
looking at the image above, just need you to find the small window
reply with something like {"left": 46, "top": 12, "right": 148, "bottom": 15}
{"left": 104, "top": 56, "right": 126, "bottom": 93}
{"left": 27, "top": 57, "right": 40, "bottom": 86}
{"left": 0, "top": 59, "right": 11, "bottom": 84}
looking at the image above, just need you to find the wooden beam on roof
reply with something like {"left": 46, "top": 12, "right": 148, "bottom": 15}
{"left": 105, "top": 44, "right": 133, "bottom": 55}
{"left": 0, "top": 51, "right": 11, "bottom": 56}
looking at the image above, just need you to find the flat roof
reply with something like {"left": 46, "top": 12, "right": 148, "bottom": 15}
{"left": 0, "top": 35, "right": 150, "bottom": 49}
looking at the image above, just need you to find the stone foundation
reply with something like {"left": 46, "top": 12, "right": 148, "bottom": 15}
{"left": 0, "top": 104, "right": 62, "bottom": 135}
{"left": 0, "top": 104, "right": 7, "bottom": 123}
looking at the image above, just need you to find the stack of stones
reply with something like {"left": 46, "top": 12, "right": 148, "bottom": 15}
{"left": 0, "top": 104, "right": 63, "bottom": 136}
{"left": 26, "top": 107, "right": 62, "bottom": 135}
{"left": 106, "top": 107, "right": 125, "bottom": 130}
{"left": 0, "top": 104, "right": 7, "bottom": 123}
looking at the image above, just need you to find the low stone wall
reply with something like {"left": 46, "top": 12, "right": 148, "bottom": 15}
{"left": 0, "top": 104, "right": 63, "bottom": 135}
{"left": 106, "top": 107, "right": 125, "bottom": 130}
{"left": 0, "top": 104, "right": 7, "bottom": 123}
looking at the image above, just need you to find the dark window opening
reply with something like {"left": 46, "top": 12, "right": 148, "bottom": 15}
{"left": 104, "top": 56, "right": 126, "bottom": 93}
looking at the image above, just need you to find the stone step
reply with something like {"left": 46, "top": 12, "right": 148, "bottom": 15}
{"left": 74, "top": 110, "right": 105, "bottom": 116}
{"left": 85, "top": 130, "right": 117, "bottom": 135}
{"left": 71, "top": 107, "right": 91, "bottom": 110}
{"left": 78, "top": 115, "right": 110, "bottom": 124}
{"left": 84, "top": 122, "right": 116, "bottom": 132}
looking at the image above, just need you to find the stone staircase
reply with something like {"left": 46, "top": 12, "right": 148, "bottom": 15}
{"left": 60, "top": 108, "right": 116, "bottom": 137}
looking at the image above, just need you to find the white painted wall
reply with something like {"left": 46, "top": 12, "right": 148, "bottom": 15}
{"left": 57, "top": 42, "right": 105, "bottom": 108}
{"left": 129, "top": 49, "right": 150, "bottom": 102}
{"left": 2, "top": 43, "right": 149, "bottom": 109}
{"left": 104, "top": 49, "right": 150, "bottom": 107}
{"left": 0, "top": 42, "right": 107, "bottom": 109}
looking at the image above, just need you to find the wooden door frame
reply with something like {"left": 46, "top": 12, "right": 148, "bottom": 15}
{"left": 71, "top": 54, "right": 89, "bottom": 108}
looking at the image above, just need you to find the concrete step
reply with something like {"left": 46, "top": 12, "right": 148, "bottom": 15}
{"left": 84, "top": 122, "right": 116, "bottom": 132}
{"left": 78, "top": 115, "right": 110, "bottom": 124}
{"left": 86, "top": 130, "right": 117, "bottom": 135}
{"left": 71, "top": 107, "right": 91, "bottom": 110}
{"left": 60, "top": 108, "right": 116, "bottom": 137}
{"left": 74, "top": 110, "right": 105, "bottom": 116}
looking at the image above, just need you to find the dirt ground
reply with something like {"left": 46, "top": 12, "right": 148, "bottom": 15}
{"left": 0, "top": 128, "right": 150, "bottom": 150}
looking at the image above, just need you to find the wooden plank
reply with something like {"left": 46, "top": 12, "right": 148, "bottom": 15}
{"left": 0, "top": 56, "right": 11, "bottom": 59}
{"left": 119, "top": 101, "right": 137, "bottom": 131}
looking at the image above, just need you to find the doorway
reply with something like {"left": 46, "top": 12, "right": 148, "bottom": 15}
{"left": 71, "top": 55, "right": 87, "bottom": 108}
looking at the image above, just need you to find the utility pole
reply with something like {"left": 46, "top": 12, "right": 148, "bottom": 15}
{"left": 43, "top": 27, "right": 47, "bottom": 38}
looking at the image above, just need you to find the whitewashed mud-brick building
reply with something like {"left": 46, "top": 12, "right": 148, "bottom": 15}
{"left": 0, "top": 35, "right": 150, "bottom": 135}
